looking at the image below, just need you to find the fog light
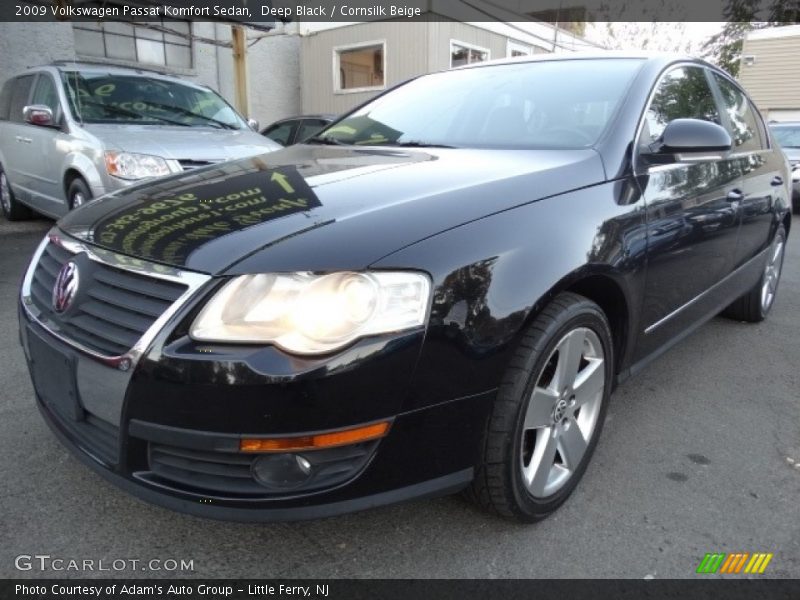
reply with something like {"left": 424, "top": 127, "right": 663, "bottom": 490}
{"left": 252, "top": 453, "right": 313, "bottom": 489}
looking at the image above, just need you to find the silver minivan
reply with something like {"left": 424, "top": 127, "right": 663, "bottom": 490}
{"left": 0, "top": 62, "right": 280, "bottom": 220}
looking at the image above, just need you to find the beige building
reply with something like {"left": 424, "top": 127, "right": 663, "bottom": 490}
{"left": 297, "top": 10, "right": 596, "bottom": 116}
{"left": 739, "top": 25, "right": 800, "bottom": 122}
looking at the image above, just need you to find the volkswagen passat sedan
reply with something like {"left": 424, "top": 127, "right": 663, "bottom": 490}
{"left": 19, "top": 54, "right": 791, "bottom": 522}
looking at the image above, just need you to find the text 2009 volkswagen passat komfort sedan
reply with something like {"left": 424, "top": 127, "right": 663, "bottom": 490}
{"left": 19, "top": 54, "right": 791, "bottom": 521}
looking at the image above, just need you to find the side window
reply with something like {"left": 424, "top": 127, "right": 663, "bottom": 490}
{"left": 8, "top": 75, "right": 35, "bottom": 124}
{"left": 641, "top": 66, "right": 720, "bottom": 147}
{"left": 712, "top": 74, "right": 765, "bottom": 151}
{"left": 31, "top": 74, "right": 62, "bottom": 121}
{"left": 0, "top": 80, "right": 13, "bottom": 121}
{"left": 263, "top": 121, "right": 295, "bottom": 146}
{"left": 297, "top": 119, "right": 329, "bottom": 143}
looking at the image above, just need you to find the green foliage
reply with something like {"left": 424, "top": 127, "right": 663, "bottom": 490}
{"left": 702, "top": 0, "right": 800, "bottom": 77}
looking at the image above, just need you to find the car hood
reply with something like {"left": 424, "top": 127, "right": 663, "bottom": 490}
{"left": 57, "top": 144, "right": 606, "bottom": 275}
{"left": 84, "top": 124, "right": 280, "bottom": 160}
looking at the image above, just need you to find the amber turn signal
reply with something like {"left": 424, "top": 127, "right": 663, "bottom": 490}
{"left": 240, "top": 421, "right": 391, "bottom": 452}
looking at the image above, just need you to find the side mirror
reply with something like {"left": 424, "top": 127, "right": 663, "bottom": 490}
{"left": 247, "top": 118, "right": 259, "bottom": 131}
{"left": 643, "top": 118, "right": 732, "bottom": 164}
{"left": 23, "top": 105, "right": 55, "bottom": 127}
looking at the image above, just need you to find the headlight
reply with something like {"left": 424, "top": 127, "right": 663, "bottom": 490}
{"left": 190, "top": 271, "right": 431, "bottom": 355}
{"left": 105, "top": 151, "right": 170, "bottom": 180}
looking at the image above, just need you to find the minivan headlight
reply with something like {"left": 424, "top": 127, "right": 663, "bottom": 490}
{"left": 190, "top": 272, "right": 431, "bottom": 355}
{"left": 105, "top": 151, "right": 170, "bottom": 180}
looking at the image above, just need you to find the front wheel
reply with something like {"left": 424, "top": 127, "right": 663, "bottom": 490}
{"left": 67, "top": 177, "right": 93, "bottom": 210}
{"left": 468, "top": 292, "right": 613, "bottom": 522}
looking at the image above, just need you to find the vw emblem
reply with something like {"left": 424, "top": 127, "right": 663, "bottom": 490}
{"left": 52, "top": 261, "right": 79, "bottom": 313}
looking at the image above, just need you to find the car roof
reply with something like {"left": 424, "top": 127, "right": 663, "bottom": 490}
{"left": 454, "top": 51, "right": 709, "bottom": 71}
{"left": 18, "top": 61, "right": 207, "bottom": 88}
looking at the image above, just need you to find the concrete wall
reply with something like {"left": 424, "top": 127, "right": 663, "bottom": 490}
{"left": 0, "top": 23, "right": 76, "bottom": 87}
{"left": 247, "top": 29, "right": 302, "bottom": 127}
{"left": 740, "top": 27, "right": 800, "bottom": 119}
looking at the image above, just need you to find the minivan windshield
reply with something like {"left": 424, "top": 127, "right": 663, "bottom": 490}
{"left": 314, "top": 58, "right": 644, "bottom": 149}
{"left": 771, "top": 125, "right": 800, "bottom": 148}
{"left": 61, "top": 70, "right": 247, "bottom": 129}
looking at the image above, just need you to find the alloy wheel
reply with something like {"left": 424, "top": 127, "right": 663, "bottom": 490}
{"left": 761, "top": 237, "right": 784, "bottom": 312}
{"left": 72, "top": 191, "right": 86, "bottom": 208}
{"left": 520, "top": 327, "right": 605, "bottom": 498}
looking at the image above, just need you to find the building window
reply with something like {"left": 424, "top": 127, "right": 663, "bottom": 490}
{"left": 450, "top": 41, "right": 490, "bottom": 68}
{"left": 334, "top": 41, "right": 385, "bottom": 93}
{"left": 507, "top": 40, "right": 532, "bottom": 58}
{"left": 73, "top": 21, "right": 192, "bottom": 69}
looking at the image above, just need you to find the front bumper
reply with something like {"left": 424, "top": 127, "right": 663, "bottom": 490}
{"left": 18, "top": 240, "right": 493, "bottom": 519}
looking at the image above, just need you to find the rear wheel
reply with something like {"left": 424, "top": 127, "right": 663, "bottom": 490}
{"left": 723, "top": 225, "right": 786, "bottom": 322}
{"left": 469, "top": 292, "right": 613, "bottom": 522}
{"left": 0, "top": 165, "right": 33, "bottom": 221}
{"left": 67, "top": 177, "right": 92, "bottom": 210}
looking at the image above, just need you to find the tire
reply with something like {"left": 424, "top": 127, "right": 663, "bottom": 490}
{"left": 0, "top": 165, "right": 33, "bottom": 221}
{"left": 722, "top": 225, "right": 786, "bottom": 322}
{"left": 67, "top": 177, "right": 93, "bottom": 210}
{"left": 468, "top": 292, "right": 614, "bottom": 522}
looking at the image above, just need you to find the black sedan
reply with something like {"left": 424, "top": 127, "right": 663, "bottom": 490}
{"left": 18, "top": 54, "right": 791, "bottom": 522}
{"left": 261, "top": 114, "right": 335, "bottom": 146}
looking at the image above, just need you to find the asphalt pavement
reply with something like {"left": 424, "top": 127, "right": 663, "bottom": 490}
{"left": 1, "top": 215, "right": 798, "bottom": 579}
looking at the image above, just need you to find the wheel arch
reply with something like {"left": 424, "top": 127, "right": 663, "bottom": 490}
{"left": 521, "top": 267, "right": 634, "bottom": 380}
{"left": 61, "top": 152, "right": 104, "bottom": 201}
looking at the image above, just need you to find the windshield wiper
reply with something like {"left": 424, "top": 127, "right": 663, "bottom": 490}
{"left": 143, "top": 102, "right": 236, "bottom": 129}
{"left": 377, "top": 140, "right": 456, "bottom": 149}
{"left": 76, "top": 100, "right": 191, "bottom": 127}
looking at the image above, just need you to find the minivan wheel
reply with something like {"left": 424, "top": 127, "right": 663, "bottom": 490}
{"left": 468, "top": 292, "right": 613, "bottom": 522}
{"left": 67, "top": 177, "right": 93, "bottom": 210}
{"left": 722, "top": 225, "right": 786, "bottom": 322}
{"left": 0, "top": 166, "right": 33, "bottom": 221}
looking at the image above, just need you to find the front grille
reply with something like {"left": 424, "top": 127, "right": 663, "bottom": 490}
{"left": 29, "top": 241, "right": 188, "bottom": 356}
{"left": 178, "top": 159, "right": 219, "bottom": 171}
{"left": 146, "top": 441, "right": 378, "bottom": 497}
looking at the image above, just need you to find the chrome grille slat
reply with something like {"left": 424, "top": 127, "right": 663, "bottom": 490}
{"left": 27, "top": 240, "right": 189, "bottom": 357}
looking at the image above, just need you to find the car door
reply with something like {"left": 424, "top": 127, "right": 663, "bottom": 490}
{"left": 710, "top": 72, "right": 785, "bottom": 270}
{"left": 1, "top": 74, "right": 36, "bottom": 203}
{"left": 635, "top": 64, "right": 743, "bottom": 360}
{"left": 24, "top": 72, "right": 69, "bottom": 212}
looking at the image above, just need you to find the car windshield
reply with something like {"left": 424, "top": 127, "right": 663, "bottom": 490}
{"left": 61, "top": 70, "right": 246, "bottom": 129}
{"left": 314, "top": 58, "right": 644, "bottom": 150}
{"left": 771, "top": 125, "right": 800, "bottom": 148}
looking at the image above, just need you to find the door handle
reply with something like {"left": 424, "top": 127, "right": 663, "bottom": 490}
{"left": 726, "top": 189, "right": 744, "bottom": 202}
{"left": 771, "top": 176, "right": 783, "bottom": 186}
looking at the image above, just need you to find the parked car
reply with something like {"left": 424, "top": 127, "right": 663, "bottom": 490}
{"left": 261, "top": 114, "right": 335, "bottom": 146}
{"left": 19, "top": 54, "right": 791, "bottom": 522}
{"left": 0, "top": 62, "right": 280, "bottom": 221}
{"left": 769, "top": 121, "right": 800, "bottom": 213}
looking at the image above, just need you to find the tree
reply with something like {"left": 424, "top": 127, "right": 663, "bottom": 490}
{"left": 702, "top": 0, "right": 799, "bottom": 77}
